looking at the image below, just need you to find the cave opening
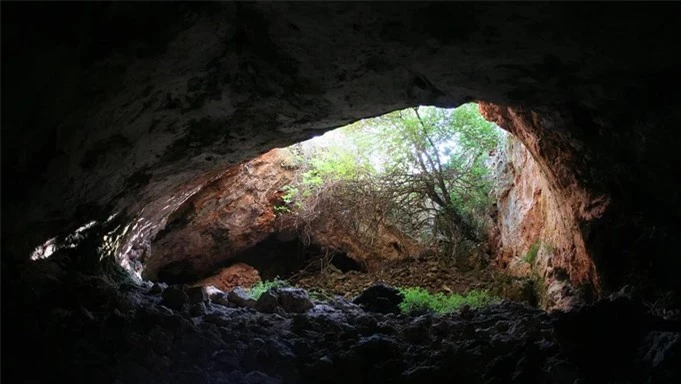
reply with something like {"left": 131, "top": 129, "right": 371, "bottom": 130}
{"left": 122, "top": 103, "right": 526, "bottom": 305}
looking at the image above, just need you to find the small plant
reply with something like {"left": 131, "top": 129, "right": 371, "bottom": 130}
{"left": 281, "top": 185, "right": 298, "bottom": 204}
{"left": 308, "top": 289, "right": 333, "bottom": 302}
{"left": 274, "top": 205, "right": 291, "bottom": 215}
{"left": 398, "top": 287, "right": 500, "bottom": 315}
{"left": 523, "top": 241, "right": 541, "bottom": 264}
{"left": 249, "top": 277, "right": 289, "bottom": 300}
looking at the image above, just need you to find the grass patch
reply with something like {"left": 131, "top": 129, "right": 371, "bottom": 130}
{"left": 523, "top": 241, "right": 541, "bottom": 264}
{"left": 248, "top": 277, "right": 289, "bottom": 300}
{"left": 398, "top": 287, "right": 500, "bottom": 315}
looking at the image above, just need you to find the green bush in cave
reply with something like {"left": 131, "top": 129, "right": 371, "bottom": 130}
{"left": 523, "top": 241, "right": 541, "bottom": 264}
{"left": 249, "top": 277, "right": 289, "bottom": 299}
{"left": 398, "top": 286, "right": 500, "bottom": 315}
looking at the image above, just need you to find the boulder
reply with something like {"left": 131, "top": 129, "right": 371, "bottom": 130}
{"left": 189, "top": 302, "right": 207, "bottom": 317}
{"left": 149, "top": 282, "right": 167, "bottom": 295}
{"left": 228, "top": 287, "right": 256, "bottom": 308}
{"left": 255, "top": 290, "right": 281, "bottom": 314}
{"left": 277, "top": 288, "right": 313, "bottom": 313}
{"left": 160, "top": 286, "right": 189, "bottom": 310}
{"left": 185, "top": 286, "right": 209, "bottom": 304}
{"left": 353, "top": 284, "right": 404, "bottom": 314}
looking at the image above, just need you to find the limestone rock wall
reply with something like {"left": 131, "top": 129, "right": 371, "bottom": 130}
{"left": 489, "top": 133, "right": 594, "bottom": 309}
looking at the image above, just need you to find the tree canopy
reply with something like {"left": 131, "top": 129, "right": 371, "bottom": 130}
{"left": 279, "top": 103, "right": 503, "bottom": 265}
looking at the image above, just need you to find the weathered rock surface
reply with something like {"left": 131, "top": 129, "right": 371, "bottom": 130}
{"left": 160, "top": 286, "right": 189, "bottom": 310}
{"left": 488, "top": 134, "right": 585, "bottom": 309}
{"left": 255, "top": 290, "right": 283, "bottom": 314}
{"left": 196, "top": 262, "right": 262, "bottom": 292}
{"left": 228, "top": 287, "right": 256, "bottom": 308}
{"left": 277, "top": 288, "right": 314, "bottom": 314}
{"left": 141, "top": 147, "right": 421, "bottom": 285}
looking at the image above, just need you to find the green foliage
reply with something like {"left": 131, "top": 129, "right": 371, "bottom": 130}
{"left": 281, "top": 185, "right": 298, "bottom": 204}
{"left": 274, "top": 205, "right": 291, "bottom": 215}
{"left": 281, "top": 104, "right": 504, "bottom": 259}
{"left": 248, "top": 277, "right": 289, "bottom": 300}
{"left": 398, "top": 287, "right": 500, "bottom": 315}
{"left": 523, "top": 241, "right": 541, "bottom": 264}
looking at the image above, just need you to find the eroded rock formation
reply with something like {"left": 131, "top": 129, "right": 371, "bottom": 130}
{"left": 488, "top": 133, "right": 596, "bottom": 309}
{"left": 142, "top": 148, "right": 421, "bottom": 286}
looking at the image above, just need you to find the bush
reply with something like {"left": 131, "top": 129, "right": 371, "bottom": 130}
{"left": 523, "top": 241, "right": 540, "bottom": 264}
{"left": 398, "top": 287, "right": 500, "bottom": 315}
{"left": 249, "top": 278, "right": 289, "bottom": 300}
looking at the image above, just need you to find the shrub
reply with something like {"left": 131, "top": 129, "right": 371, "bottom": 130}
{"left": 398, "top": 287, "right": 499, "bottom": 315}
{"left": 249, "top": 278, "right": 289, "bottom": 300}
{"left": 523, "top": 241, "right": 541, "bottom": 264}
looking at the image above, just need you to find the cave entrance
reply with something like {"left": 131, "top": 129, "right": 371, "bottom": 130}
{"left": 213, "top": 103, "right": 524, "bottom": 302}
{"left": 91, "top": 102, "right": 538, "bottom": 307}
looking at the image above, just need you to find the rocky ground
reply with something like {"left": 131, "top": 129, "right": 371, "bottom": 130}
{"left": 290, "top": 251, "right": 536, "bottom": 305}
{"left": 3, "top": 259, "right": 680, "bottom": 384}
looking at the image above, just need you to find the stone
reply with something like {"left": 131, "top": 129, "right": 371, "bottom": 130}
{"left": 211, "top": 292, "right": 231, "bottom": 307}
{"left": 196, "top": 264, "right": 262, "bottom": 293}
{"left": 254, "top": 290, "right": 281, "bottom": 314}
{"left": 204, "top": 285, "right": 224, "bottom": 298}
{"left": 160, "top": 286, "right": 189, "bottom": 310}
{"left": 543, "top": 358, "right": 581, "bottom": 384}
{"left": 242, "top": 370, "right": 280, "bottom": 384}
{"left": 401, "top": 365, "right": 443, "bottom": 384}
{"left": 639, "top": 331, "right": 681, "bottom": 381}
{"left": 189, "top": 302, "right": 207, "bottom": 317}
{"left": 353, "top": 284, "right": 404, "bottom": 314}
{"left": 276, "top": 288, "right": 313, "bottom": 313}
{"left": 186, "top": 286, "right": 209, "bottom": 304}
{"left": 351, "top": 335, "right": 403, "bottom": 364}
{"left": 291, "top": 314, "right": 314, "bottom": 334}
{"left": 228, "top": 287, "right": 256, "bottom": 308}
{"left": 149, "top": 282, "right": 167, "bottom": 295}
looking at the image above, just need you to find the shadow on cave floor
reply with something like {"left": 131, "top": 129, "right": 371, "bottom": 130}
{"left": 5, "top": 256, "right": 680, "bottom": 384}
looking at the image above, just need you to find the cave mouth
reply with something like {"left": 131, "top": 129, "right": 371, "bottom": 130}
{"left": 130, "top": 103, "right": 546, "bottom": 306}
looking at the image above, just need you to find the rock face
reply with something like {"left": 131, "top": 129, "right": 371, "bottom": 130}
{"left": 488, "top": 134, "right": 587, "bottom": 309}
{"left": 195, "top": 262, "right": 261, "bottom": 292}
{"left": 2, "top": 2, "right": 680, "bottom": 307}
{"left": 480, "top": 100, "right": 680, "bottom": 307}
{"left": 141, "top": 149, "right": 295, "bottom": 282}
{"left": 140, "top": 147, "right": 421, "bottom": 285}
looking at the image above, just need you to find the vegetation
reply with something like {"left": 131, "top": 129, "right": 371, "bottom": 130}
{"left": 248, "top": 277, "right": 289, "bottom": 300}
{"left": 398, "top": 287, "right": 500, "bottom": 315}
{"left": 523, "top": 241, "right": 541, "bottom": 264}
{"left": 278, "top": 104, "right": 503, "bottom": 266}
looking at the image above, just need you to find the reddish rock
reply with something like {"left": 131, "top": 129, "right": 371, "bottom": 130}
{"left": 195, "top": 263, "right": 261, "bottom": 292}
{"left": 480, "top": 103, "right": 606, "bottom": 309}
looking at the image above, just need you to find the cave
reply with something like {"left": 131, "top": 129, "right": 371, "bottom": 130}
{"left": 223, "top": 234, "right": 365, "bottom": 281}
{"left": 2, "top": 2, "right": 680, "bottom": 383}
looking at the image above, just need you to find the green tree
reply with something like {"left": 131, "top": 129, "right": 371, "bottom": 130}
{"left": 280, "top": 103, "right": 501, "bottom": 265}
